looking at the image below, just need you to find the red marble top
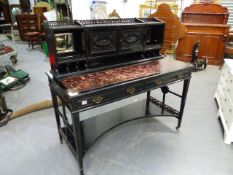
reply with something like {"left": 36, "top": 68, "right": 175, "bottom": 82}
{"left": 61, "top": 60, "right": 160, "bottom": 93}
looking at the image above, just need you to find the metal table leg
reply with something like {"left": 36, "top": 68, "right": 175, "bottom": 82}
{"left": 176, "top": 79, "right": 191, "bottom": 129}
{"left": 71, "top": 112, "right": 84, "bottom": 175}
{"left": 145, "top": 91, "right": 151, "bottom": 115}
{"left": 50, "top": 87, "right": 63, "bottom": 144}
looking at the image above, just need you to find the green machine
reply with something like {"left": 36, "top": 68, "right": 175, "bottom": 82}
{"left": 0, "top": 67, "right": 30, "bottom": 93}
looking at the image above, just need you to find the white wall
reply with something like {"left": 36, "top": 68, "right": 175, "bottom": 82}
{"left": 8, "top": 0, "right": 19, "bottom": 4}
{"left": 106, "top": 0, "right": 145, "bottom": 18}
{"left": 72, "top": 0, "right": 144, "bottom": 20}
{"left": 30, "top": 0, "right": 35, "bottom": 8}
{"left": 8, "top": 0, "right": 35, "bottom": 11}
{"left": 72, "top": 0, "right": 91, "bottom": 19}
{"left": 71, "top": 0, "right": 194, "bottom": 20}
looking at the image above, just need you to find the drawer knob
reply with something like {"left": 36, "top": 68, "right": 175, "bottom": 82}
{"left": 92, "top": 96, "right": 103, "bottom": 104}
{"left": 154, "top": 80, "right": 162, "bottom": 86}
{"left": 126, "top": 87, "right": 135, "bottom": 94}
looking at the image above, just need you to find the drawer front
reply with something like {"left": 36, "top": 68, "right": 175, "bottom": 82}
{"left": 219, "top": 64, "right": 230, "bottom": 84}
{"left": 71, "top": 70, "right": 190, "bottom": 111}
{"left": 229, "top": 85, "right": 233, "bottom": 103}
{"left": 220, "top": 97, "right": 232, "bottom": 123}
{"left": 145, "top": 71, "right": 189, "bottom": 89}
{"left": 75, "top": 87, "right": 124, "bottom": 110}
{"left": 219, "top": 76, "right": 227, "bottom": 91}
{"left": 74, "top": 82, "right": 144, "bottom": 110}
{"left": 227, "top": 73, "right": 233, "bottom": 101}
{"left": 226, "top": 97, "right": 233, "bottom": 121}
{"left": 224, "top": 105, "right": 233, "bottom": 130}
{"left": 215, "top": 86, "right": 223, "bottom": 104}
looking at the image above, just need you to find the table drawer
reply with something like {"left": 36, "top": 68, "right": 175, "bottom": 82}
{"left": 74, "top": 82, "right": 144, "bottom": 110}
{"left": 145, "top": 71, "right": 189, "bottom": 89}
{"left": 73, "top": 87, "right": 124, "bottom": 110}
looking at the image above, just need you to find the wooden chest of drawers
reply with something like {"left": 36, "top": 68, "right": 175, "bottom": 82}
{"left": 215, "top": 59, "right": 233, "bottom": 144}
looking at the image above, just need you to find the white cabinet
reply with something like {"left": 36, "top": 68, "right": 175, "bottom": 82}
{"left": 215, "top": 59, "right": 233, "bottom": 144}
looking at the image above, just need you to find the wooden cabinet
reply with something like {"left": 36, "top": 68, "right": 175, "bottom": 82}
{"left": 0, "top": 4, "right": 11, "bottom": 24}
{"left": 215, "top": 59, "right": 233, "bottom": 144}
{"left": 176, "top": 3, "right": 230, "bottom": 65}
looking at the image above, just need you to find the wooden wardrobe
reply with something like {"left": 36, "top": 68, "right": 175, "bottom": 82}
{"left": 176, "top": 3, "right": 230, "bottom": 65}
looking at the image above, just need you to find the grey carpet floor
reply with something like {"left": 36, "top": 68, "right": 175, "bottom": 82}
{"left": 0, "top": 41, "right": 232, "bottom": 175}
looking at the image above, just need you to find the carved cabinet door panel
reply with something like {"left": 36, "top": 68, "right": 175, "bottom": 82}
{"left": 199, "top": 35, "right": 225, "bottom": 65}
{"left": 176, "top": 34, "right": 200, "bottom": 62}
{"left": 88, "top": 28, "right": 117, "bottom": 57}
{"left": 119, "top": 26, "right": 144, "bottom": 53}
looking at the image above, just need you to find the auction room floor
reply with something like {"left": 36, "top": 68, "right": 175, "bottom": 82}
{"left": 0, "top": 40, "right": 233, "bottom": 175}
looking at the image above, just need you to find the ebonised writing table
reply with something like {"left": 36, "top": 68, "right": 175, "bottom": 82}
{"left": 47, "top": 58, "right": 193, "bottom": 175}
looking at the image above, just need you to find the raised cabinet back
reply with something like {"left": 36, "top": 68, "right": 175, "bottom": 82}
{"left": 176, "top": 3, "right": 230, "bottom": 65}
{"left": 182, "top": 3, "right": 229, "bottom": 24}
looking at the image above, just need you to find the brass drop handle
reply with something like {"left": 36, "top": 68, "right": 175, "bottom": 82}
{"left": 127, "top": 87, "right": 135, "bottom": 94}
{"left": 92, "top": 96, "right": 103, "bottom": 104}
{"left": 154, "top": 80, "right": 162, "bottom": 86}
{"left": 177, "top": 74, "right": 184, "bottom": 79}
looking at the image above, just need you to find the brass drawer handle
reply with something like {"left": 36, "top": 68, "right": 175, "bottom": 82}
{"left": 177, "top": 74, "right": 184, "bottom": 79}
{"left": 126, "top": 87, "right": 135, "bottom": 94}
{"left": 154, "top": 80, "right": 162, "bottom": 86}
{"left": 92, "top": 96, "right": 103, "bottom": 104}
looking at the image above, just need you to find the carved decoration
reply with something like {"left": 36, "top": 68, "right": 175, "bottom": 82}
{"left": 89, "top": 31, "right": 117, "bottom": 55}
{"left": 108, "top": 9, "right": 121, "bottom": 19}
{"left": 148, "top": 3, "right": 186, "bottom": 55}
{"left": 120, "top": 29, "right": 144, "bottom": 51}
